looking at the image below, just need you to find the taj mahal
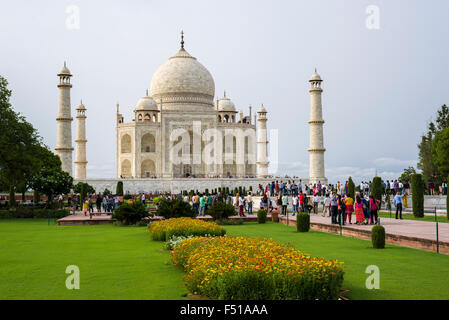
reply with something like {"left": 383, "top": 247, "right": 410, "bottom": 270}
{"left": 55, "top": 33, "right": 327, "bottom": 194}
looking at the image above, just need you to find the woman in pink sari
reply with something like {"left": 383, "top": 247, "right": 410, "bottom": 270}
{"left": 355, "top": 195, "right": 365, "bottom": 224}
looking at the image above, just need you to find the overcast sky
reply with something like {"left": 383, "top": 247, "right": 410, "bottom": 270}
{"left": 1, "top": 0, "right": 448, "bottom": 184}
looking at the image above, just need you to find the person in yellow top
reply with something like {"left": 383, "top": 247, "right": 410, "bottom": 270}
{"left": 83, "top": 199, "right": 89, "bottom": 216}
{"left": 344, "top": 194, "right": 354, "bottom": 224}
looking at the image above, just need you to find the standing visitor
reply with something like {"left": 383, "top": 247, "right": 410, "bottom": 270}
{"left": 238, "top": 194, "right": 246, "bottom": 217}
{"left": 72, "top": 195, "right": 78, "bottom": 215}
{"left": 355, "top": 195, "right": 365, "bottom": 225}
{"left": 362, "top": 195, "right": 370, "bottom": 225}
{"left": 103, "top": 195, "right": 108, "bottom": 213}
{"left": 192, "top": 193, "right": 200, "bottom": 215}
{"left": 299, "top": 192, "right": 305, "bottom": 212}
{"left": 260, "top": 194, "right": 268, "bottom": 212}
{"left": 88, "top": 197, "right": 94, "bottom": 214}
{"left": 96, "top": 194, "right": 102, "bottom": 213}
{"left": 393, "top": 192, "right": 405, "bottom": 219}
{"left": 323, "top": 194, "right": 331, "bottom": 217}
{"left": 337, "top": 194, "right": 345, "bottom": 225}
{"left": 312, "top": 194, "right": 320, "bottom": 214}
{"left": 344, "top": 193, "right": 354, "bottom": 224}
{"left": 83, "top": 198, "right": 88, "bottom": 217}
{"left": 292, "top": 194, "right": 299, "bottom": 215}
{"left": 330, "top": 192, "right": 338, "bottom": 224}
{"left": 199, "top": 194, "right": 206, "bottom": 216}
{"left": 246, "top": 193, "right": 253, "bottom": 214}
{"left": 369, "top": 195, "right": 379, "bottom": 224}
{"left": 281, "top": 193, "right": 288, "bottom": 216}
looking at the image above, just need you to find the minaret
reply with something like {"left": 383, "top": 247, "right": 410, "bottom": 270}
{"left": 55, "top": 62, "right": 74, "bottom": 175}
{"left": 308, "top": 69, "right": 326, "bottom": 183}
{"left": 74, "top": 101, "right": 87, "bottom": 180}
{"left": 256, "top": 104, "right": 269, "bottom": 178}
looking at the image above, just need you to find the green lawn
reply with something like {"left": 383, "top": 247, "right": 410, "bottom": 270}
{"left": 378, "top": 211, "right": 449, "bottom": 223}
{"left": 0, "top": 219, "right": 448, "bottom": 300}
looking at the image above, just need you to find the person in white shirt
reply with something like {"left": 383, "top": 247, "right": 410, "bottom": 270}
{"left": 292, "top": 195, "right": 299, "bottom": 215}
{"left": 312, "top": 195, "right": 320, "bottom": 214}
{"left": 323, "top": 194, "right": 331, "bottom": 217}
{"left": 246, "top": 193, "right": 253, "bottom": 214}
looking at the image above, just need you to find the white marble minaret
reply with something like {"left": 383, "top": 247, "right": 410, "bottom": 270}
{"left": 308, "top": 69, "right": 327, "bottom": 183}
{"left": 256, "top": 105, "right": 269, "bottom": 178}
{"left": 55, "top": 62, "right": 74, "bottom": 175}
{"left": 74, "top": 101, "right": 87, "bottom": 180}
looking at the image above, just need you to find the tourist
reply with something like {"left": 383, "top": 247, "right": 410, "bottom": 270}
{"left": 330, "top": 192, "right": 338, "bottom": 223}
{"left": 362, "top": 195, "right": 370, "bottom": 225}
{"left": 292, "top": 194, "right": 299, "bottom": 215}
{"left": 72, "top": 195, "right": 78, "bottom": 215}
{"left": 281, "top": 193, "right": 288, "bottom": 216}
{"left": 369, "top": 195, "right": 379, "bottom": 224}
{"left": 206, "top": 193, "right": 212, "bottom": 212}
{"left": 192, "top": 193, "right": 200, "bottom": 215}
{"left": 344, "top": 193, "right": 354, "bottom": 224}
{"left": 336, "top": 194, "right": 345, "bottom": 225}
{"left": 393, "top": 192, "right": 405, "bottom": 219}
{"left": 238, "top": 194, "right": 246, "bottom": 217}
{"left": 88, "top": 197, "right": 94, "bottom": 214}
{"left": 103, "top": 195, "right": 108, "bottom": 212}
{"left": 443, "top": 181, "right": 448, "bottom": 196}
{"left": 317, "top": 181, "right": 322, "bottom": 196}
{"left": 246, "top": 193, "right": 253, "bottom": 214}
{"left": 312, "top": 193, "right": 320, "bottom": 214}
{"left": 323, "top": 194, "right": 331, "bottom": 217}
{"left": 83, "top": 198, "right": 88, "bottom": 217}
{"left": 355, "top": 195, "right": 365, "bottom": 225}
{"left": 299, "top": 192, "right": 305, "bottom": 212}
{"left": 199, "top": 194, "right": 206, "bottom": 216}
{"left": 96, "top": 194, "right": 102, "bottom": 213}
{"left": 428, "top": 181, "right": 435, "bottom": 195}
{"left": 336, "top": 181, "right": 341, "bottom": 195}
{"left": 260, "top": 194, "right": 268, "bottom": 212}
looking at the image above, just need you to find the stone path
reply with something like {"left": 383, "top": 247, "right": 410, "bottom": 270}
{"left": 280, "top": 212, "right": 449, "bottom": 243}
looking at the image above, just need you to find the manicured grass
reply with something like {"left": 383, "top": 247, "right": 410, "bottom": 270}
{"left": 225, "top": 222, "right": 449, "bottom": 300}
{"left": 0, "top": 219, "right": 187, "bottom": 300}
{"left": 378, "top": 211, "right": 449, "bottom": 223}
{"left": 1, "top": 219, "right": 448, "bottom": 300}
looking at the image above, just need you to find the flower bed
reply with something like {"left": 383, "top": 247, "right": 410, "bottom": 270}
{"left": 172, "top": 236, "right": 344, "bottom": 300}
{"left": 149, "top": 217, "right": 226, "bottom": 241}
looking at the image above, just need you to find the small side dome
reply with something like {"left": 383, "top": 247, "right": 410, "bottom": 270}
{"left": 76, "top": 100, "right": 86, "bottom": 110}
{"left": 135, "top": 95, "right": 158, "bottom": 111}
{"left": 217, "top": 92, "right": 236, "bottom": 112}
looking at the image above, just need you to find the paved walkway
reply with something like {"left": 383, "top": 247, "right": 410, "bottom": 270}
{"left": 281, "top": 212, "right": 449, "bottom": 243}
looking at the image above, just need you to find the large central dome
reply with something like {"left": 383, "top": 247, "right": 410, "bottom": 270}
{"left": 150, "top": 47, "right": 215, "bottom": 109}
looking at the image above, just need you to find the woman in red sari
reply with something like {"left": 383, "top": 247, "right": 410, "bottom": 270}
{"left": 355, "top": 195, "right": 365, "bottom": 224}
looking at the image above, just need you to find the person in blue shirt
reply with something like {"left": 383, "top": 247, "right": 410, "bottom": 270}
{"left": 393, "top": 192, "right": 405, "bottom": 219}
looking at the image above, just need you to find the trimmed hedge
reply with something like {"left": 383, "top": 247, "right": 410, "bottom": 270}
{"left": 297, "top": 213, "right": 310, "bottom": 232}
{"left": 116, "top": 181, "right": 124, "bottom": 196}
{"left": 371, "top": 177, "right": 383, "bottom": 210}
{"left": 348, "top": 177, "right": 355, "bottom": 199}
{"left": 411, "top": 174, "right": 424, "bottom": 218}
{"left": 371, "top": 225, "right": 386, "bottom": 249}
{"left": 0, "top": 208, "right": 70, "bottom": 219}
{"left": 257, "top": 209, "right": 267, "bottom": 224}
{"left": 208, "top": 201, "right": 236, "bottom": 220}
{"left": 447, "top": 175, "right": 449, "bottom": 220}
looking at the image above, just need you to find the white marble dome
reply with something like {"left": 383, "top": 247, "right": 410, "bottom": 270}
{"left": 135, "top": 95, "right": 158, "bottom": 111}
{"left": 150, "top": 48, "right": 215, "bottom": 107}
{"left": 310, "top": 70, "right": 322, "bottom": 81}
{"left": 218, "top": 93, "right": 236, "bottom": 112}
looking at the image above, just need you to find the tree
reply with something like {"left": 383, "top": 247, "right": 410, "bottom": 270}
{"left": 73, "top": 182, "right": 95, "bottom": 195}
{"left": 411, "top": 174, "right": 424, "bottom": 218}
{"left": 399, "top": 167, "right": 417, "bottom": 183}
{"left": 348, "top": 177, "right": 355, "bottom": 199}
{"left": 30, "top": 167, "right": 73, "bottom": 207}
{"left": 116, "top": 181, "right": 124, "bottom": 196}
{"left": 431, "top": 127, "right": 449, "bottom": 179}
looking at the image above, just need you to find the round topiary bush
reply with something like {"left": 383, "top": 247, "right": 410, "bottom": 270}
{"left": 257, "top": 209, "right": 267, "bottom": 224}
{"left": 208, "top": 201, "right": 236, "bottom": 220}
{"left": 116, "top": 181, "right": 124, "bottom": 196}
{"left": 371, "top": 225, "right": 386, "bottom": 249}
{"left": 297, "top": 213, "right": 310, "bottom": 232}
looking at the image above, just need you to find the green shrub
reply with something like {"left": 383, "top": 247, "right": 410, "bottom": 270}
{"left": 297, "top": 213, "right": 310, "bottom": 232}
{"left": 80, "top": 183, "right": 87, "bottom": 204}
{"left": 116, "top": 181, "right": 124, "bottom": 196}
{"left": 152, "top": 196, "right": 163, "bottom": 206}
{"left": 103, "top": 188, "right": 111, "bottom": 196}
{"left": 371, "top": 225, "right": 386, "bottom": 249}
{"left": 0, "top": 208, "right": 70, "bottom": 219}
{"left": 112, "top": 201, "right": 149, "bottom": 225}
{"left": 208, "top": 201, "right": 236, "bottom": 220}
{"left": 371, "top": 177, "right": 382, "bottom": 210}
{"left": 33, "top": 190, "right": 40, "bottom": 204}
{"left": 215, "top": 218, "right": 243, "bottom": 225}
{"left": 257, "top": 209, "right": 267, "bottom": 224}
{"left": 156, "top": 198, "right": 195, "bottom": 219}
{"left": 348, "top": 177, "right": 355, "bottom": 199}
{"left": 411, "top": 174, "right": 424, "bottom": 218}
